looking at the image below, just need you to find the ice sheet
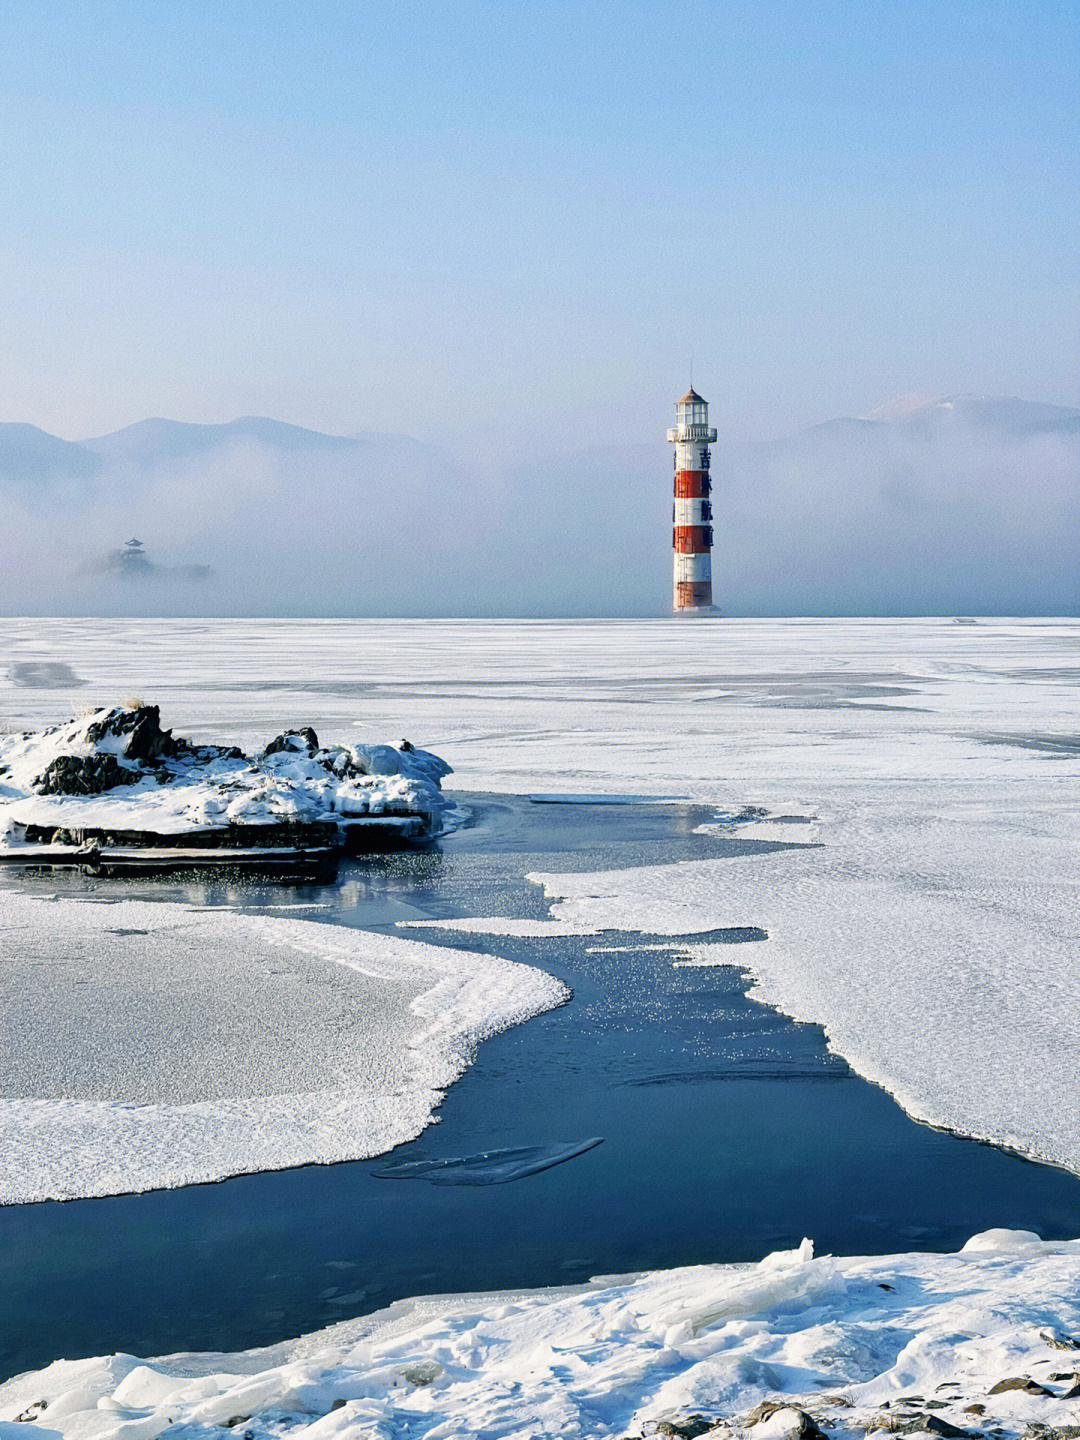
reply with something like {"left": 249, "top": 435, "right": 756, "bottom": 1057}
{"left": 0, "top": 892, "right": 567, "bottom": 1204}
{"left": 4, "top": 617, "right": 1078, "bottom": 803}
{"left": 2, "top": 1230, "right": 1077, "bottom": 1440}
{"left": 528, "top": 792, "right": 689, "bottom": 804}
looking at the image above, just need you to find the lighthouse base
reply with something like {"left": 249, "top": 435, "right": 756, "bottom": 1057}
{"left": 673, "top": 579, "right": 714, "bottom": 612}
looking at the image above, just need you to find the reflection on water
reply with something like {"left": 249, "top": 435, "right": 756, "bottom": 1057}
{"left": 1, "top": 795, "right": 1078, "bottom": 1377}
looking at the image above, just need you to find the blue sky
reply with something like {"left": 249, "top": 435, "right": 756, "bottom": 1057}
{"left": 1, "top": 0, "right": 1077, "bottom": 447}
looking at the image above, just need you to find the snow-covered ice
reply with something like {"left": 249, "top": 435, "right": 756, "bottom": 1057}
{"left": 2, "top": 1229, "right": 1077, "bottom": 1440}
{"left": 0, "top": 891, "right": 566, "bottom": 1204}
{"left": 404, "top": 915, "right": 604, "bottom": 938}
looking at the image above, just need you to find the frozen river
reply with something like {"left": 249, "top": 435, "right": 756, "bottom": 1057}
{"left": 1, "top": 794, "right": 1079, "bottom": 1377}
{"left": 1, "top": 618, "right": 1078, "bottom": 1377}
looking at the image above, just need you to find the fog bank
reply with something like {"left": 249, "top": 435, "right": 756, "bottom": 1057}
{"left": 1, "top": 397, "right": 1076, "bottom": 616}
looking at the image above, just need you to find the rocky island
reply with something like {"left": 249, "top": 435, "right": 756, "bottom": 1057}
{"left": 0, "top": 702, "right": 452, "bottom": 876}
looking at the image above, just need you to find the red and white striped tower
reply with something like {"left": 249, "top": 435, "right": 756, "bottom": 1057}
{"left": 667, "top": 386, "right": 718, "bottom": 613}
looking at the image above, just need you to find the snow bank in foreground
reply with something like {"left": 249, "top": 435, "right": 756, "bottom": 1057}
{"left": 0, "top": 893, "right": 566, "bottom": 1204}
{"left": 3, "top": 1231, "right": 1078, "bottom": 1440}
{"left": 525, "top": 793, "right": 1080, "bottom": 1175}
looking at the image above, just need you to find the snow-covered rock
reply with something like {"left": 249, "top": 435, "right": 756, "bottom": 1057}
{"left": 0, "top": 704, "right": 452, "bottom": 838}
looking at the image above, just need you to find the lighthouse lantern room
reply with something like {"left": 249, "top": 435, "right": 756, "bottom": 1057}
{"left": 667, "top": 387, "right": 718, "bottom": 613}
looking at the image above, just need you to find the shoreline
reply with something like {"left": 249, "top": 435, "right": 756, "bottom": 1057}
{"left": 3, "top": 1231, "right": 1078, "bottom": 1439}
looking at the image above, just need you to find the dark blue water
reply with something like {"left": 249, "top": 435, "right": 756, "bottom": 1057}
{"left": 1, "top": 796, "right": 1078, "bottom": 1378}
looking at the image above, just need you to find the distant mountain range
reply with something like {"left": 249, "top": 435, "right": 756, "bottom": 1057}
{"left": 1, "top": 395, "right": 1077, "bottom": 615}
{"left": 3, "top": 393, "right": 1077, "bottom": 484}
{"left": 0, "top": 415, "right": 392, "bottom": 488}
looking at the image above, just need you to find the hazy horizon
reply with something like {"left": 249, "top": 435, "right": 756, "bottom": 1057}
{"left": 2, "top": 391, "right": 1077, "bottom": 618}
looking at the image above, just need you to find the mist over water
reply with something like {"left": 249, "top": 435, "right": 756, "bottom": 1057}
{"left": 2, "top": 398, "right": 1077, "bottom": 617}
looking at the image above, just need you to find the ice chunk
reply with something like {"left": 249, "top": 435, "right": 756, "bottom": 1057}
{"left": 372, "top": 1137, "right": 603, "bottom": 1185}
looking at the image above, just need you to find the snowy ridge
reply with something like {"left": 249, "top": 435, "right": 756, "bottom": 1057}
{"left": 2, "top": 1231, "right": 1078, "bottom": 1439}
{"left": 0, "top": 893, "right": 567, "bottom": 1204}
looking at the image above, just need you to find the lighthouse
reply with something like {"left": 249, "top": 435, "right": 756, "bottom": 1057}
{"left": 667, "top": 387, "right": 718, "bottom": 613}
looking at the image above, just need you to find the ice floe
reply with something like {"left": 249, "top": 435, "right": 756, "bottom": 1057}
{"left": 0, "top": 892, "right": 567, "bottom": 1204}
{"left": 2, "top": 1230, "right": 1077, "bottom": 1440}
